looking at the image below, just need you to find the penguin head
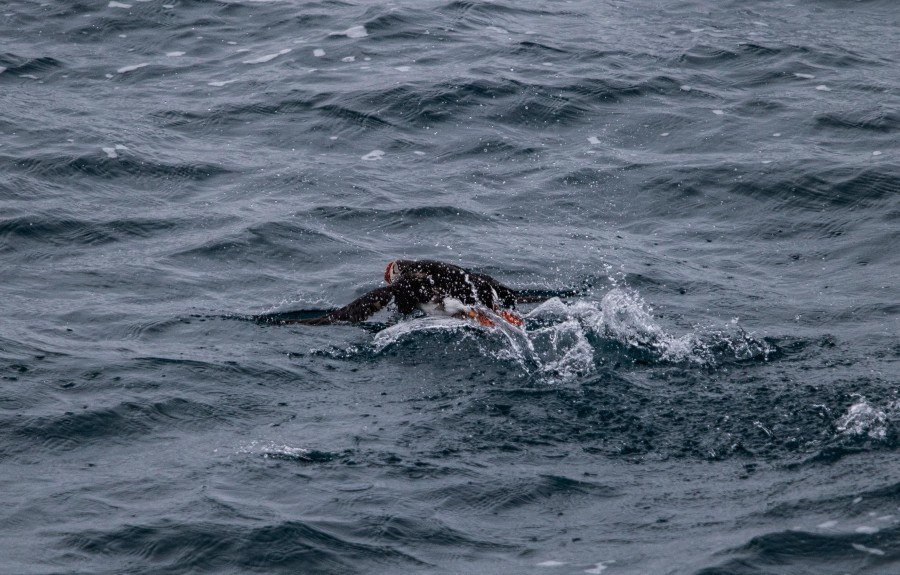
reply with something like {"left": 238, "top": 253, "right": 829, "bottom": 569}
{"left": 385, "top": 260, "right": 400, "bottom": 284}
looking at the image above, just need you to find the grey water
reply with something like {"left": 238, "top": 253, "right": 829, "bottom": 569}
{"left": 1, "top": 0, "right": 898, "bottom": 573}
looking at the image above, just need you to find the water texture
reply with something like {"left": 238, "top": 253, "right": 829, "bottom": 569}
{"left": 1, "top": 0, "right": 898, "bottom": 573}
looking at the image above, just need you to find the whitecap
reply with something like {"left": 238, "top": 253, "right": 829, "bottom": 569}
{"left": 102, "top": 147, "right": 118, "bottom": 159}
{"left": 313, "top": 48, "right": 325, "bottom": 57}
{"left": 341, "top": 56, "right": 355, "bottom": 62}
{"left": 361, "top": 149, "right": 385, "bottom": 161}
{"left": 243, "top": 48, "right": 291, "bottom": 64}
{"left": 584, "top": 561, "right": 612, "bottom": 574}
{"left": 166, "top": 51, "right": 185, "bottom": 57}
{"left": 109, "top": 1, "right": 131, "bottom": 7}
{"left": 851, "top": 543, "right": 885, "bottom": 556}
{"left": 712, "top": 109, "right": 724, "bottom": 115}
{"left": 117, "top": 62, "right": 149, "bottom": 73}
{"left": 872, "top": 150, "right": 882, "bottom": 156}
{"left": 395, "top": 65, "right": 411, "bottom": 72}
{"left": 794, "top": 72, "right": 815, "bottom": 79}
{"left": 817, "top": 519, "right": 837, "bottom": 529}
{"left": 330, "top": 25, "right": 368, "bottom": 38}
{"left": 208, "top": 79, "right": 239, "bottom": 87}
{"left": 587, "top": 136, "right": 601, "bottom": 145}
{"left": 815, "top": 84, "right": 831, "bottom": 91}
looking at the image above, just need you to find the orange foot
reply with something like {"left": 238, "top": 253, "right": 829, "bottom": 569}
{"left": 500, "top": 309, "right": 524, "bottom": 327}
{"left": 466, "top": 309, "right": 496, "bottom": 328}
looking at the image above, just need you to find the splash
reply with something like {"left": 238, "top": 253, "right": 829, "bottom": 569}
{"left": 835, "top": 396, "right": 898, "bottom": 440}
{"left": 368, "top": 288, "right": 773, "bottom": 381}
{"left": 238, "top": 440, "right": 337, "bottom": 462}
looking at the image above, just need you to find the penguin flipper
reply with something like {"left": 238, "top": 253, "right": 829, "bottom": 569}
{"left": 304, "top": 285, "right": 396, "bottom": 324}
{"left": 265, "top": 286, "right": 395, "bottom": 325}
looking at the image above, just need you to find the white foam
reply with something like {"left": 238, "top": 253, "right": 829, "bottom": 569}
{"left": 587, "top": 136, "right": 601, "bottom": 145}
{"left": 855, "top": 526, "right": 879, "bottom": 534}
{"left": 313, "top": 48, "right": 325, "bottom": 57}
{"left": 852, "top": 543, "right": 885, "bottom": 556}
{"left": 817, "top": 520, "right": 838, "bottom": 529}
{"left": 761, "top": 160, "right": 772, "bottom": 164}
{"left": 115, "top": 144, "right": 127, "bottom": 151}
{"left": 166, "top": 51, "right": 185, "bottom": 57}
{"left": 413, "top": 151, "right": 425, "bottom": 155}
{"left": 537, "top": 561, "right": 567, "bottom": 567}
{"left": 341, "top": 56, "right": 355, "bottom": 62}
{"left": 680, "top": 85, "right": 691, "bottom": 91}
{"left": 102, "top": 147, "right": 118, "bottom": 159}
{"left": 330, "top": 25, "right": 367, "bottom": 38}
{"left": 584, "top": 561, "right": 612, "bottom": 574}
{"left": 486, "top": 26, "right": 508, "bottom": 34}
{"left": 373, "top": 316, "right": 473, "bottom": 350}
{"left": 20, "top": 74, "right": 38, "bottom": 80}
{"left": 208, "top": 79, "right": 239, "bottom": 87}
{"left": 243, "top": 48, "right": 291, "bottom": 64}
{"left": 109, "top": 1, "right": 131, "bottom": 7}
{"left": 815, "top": 85, "right": 831, "bottom": 91}
{"left": 117, "top": 62, "right": 149, "bottom": 73}
{"left": 773, "top": 132, "right": 781, "bottom": 137}
{"left": 361, "top": 149, "right": 385, "bottom": 161}
{"left": 712, "top": 109, "right": 724, "bottom": 115}
{"left": 395, "top": 65, "right": 411, "bottom": 72}
{"left": 872, "top": 150, "right": 882, "bottom": 156}
{"left": 661, "top": 132, "right": 669, "bottom": 137}
{"left": 794, "top": 72, "right": 815, "bottom": 79}
{"left": 836, "top": 398, "right": 889, "bottom": 440}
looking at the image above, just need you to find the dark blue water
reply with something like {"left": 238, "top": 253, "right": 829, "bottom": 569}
{"left": 2, "top": 0, "right": 899, "bottom": 573}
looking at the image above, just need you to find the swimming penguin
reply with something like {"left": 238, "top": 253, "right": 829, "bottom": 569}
{"left": 281, "top": 259, "right": 559, "bottom": 327}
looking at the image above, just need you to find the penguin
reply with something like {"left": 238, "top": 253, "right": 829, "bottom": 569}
{"left": 282, "top": 259, "right": 555, "bottom": 327}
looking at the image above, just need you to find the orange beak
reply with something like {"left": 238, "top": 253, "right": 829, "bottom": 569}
{"left": 384, "top": 261, "right": 394, "bottom": 284}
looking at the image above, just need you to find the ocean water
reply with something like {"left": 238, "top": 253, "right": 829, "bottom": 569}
{"left": 1, "top": 0, "right": 898, "bottom": 573}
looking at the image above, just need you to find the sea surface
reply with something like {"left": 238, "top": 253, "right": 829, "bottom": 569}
{"left": 1, "top": 0, "right": 898, "bottom": 573}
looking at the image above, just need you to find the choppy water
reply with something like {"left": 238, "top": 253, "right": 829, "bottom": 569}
{"left": 2, "top": 0, "right": 899, "bottom": 573}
